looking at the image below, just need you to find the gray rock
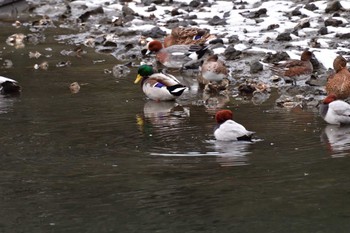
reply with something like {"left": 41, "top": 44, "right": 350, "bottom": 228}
{"left": 142, "top": 0, "right": 165, "bottom": 6}
{"left": 304, "top": 3, "right": 318, "bottom": 11}
{"left": 113, "top": 64, "right": 130, "bottom": 78}
{"left": 147, "top": 5, "right": 157, "bottom": 12}
{"left": 276, "top": 32, "right": 292, "bottom": 41}
{"left": 141, "top": 26, "right": 166, "bottom": 38}
{"left": 224, "top": 45, "right": 241, "bottom": 60}
{"left": 325, "top": 1, "right": 345, "bottom": 13}
{"left": 266, "top": 24, "right": 279, "bottom": 31}
{"left": 291, "top": 7, "right": 302, "bottom": 16}
{"left": 324, "top": 18, "right": 343, "bottom": 27}
{"left": 208, "top": 16, "right": 226, "bottom": 26}
{"left": 318, "top": 27, "right": 328, "bottom": 35}
{"left": 189, "top": 0, "right": 200, "bottom": 7}
{"left": 337, "top": 33, "right": 350, "bottom": 39}
{"left": 262, "top": 51, "right": 290, "bottom": 63}
{"left": 250, "top": 60, "right": 263, "bottom": 74}
{"left": 122, "top": 5, "right": 135, "bottom": 16}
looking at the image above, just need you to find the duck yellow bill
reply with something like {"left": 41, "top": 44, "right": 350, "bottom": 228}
{"left": 134, "top": 74, "right": 142, "bottom": 84}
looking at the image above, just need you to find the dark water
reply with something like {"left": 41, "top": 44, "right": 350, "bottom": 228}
{"left": 1, "top": 18, "right": 350, "bottom": 233}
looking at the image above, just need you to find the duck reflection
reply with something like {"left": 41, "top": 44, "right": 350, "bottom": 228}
{"left": 206, "top": 140, "right": 252, "bottom": 167}
{"left": 203, "top": 91, "right": 230, "bottom": 114}
{"left": 321, "top": 125, "right": 350, "bottom": 157}
{"left": 0, "top": 95, "right": 16, "bottom": 114}
{"left": 136, "top": 100, "right": 190, "bottom": 133}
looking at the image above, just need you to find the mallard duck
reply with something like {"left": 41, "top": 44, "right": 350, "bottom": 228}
{"left": 214, "top": 109, "right": 254, "bottom": 141}
{"left": 134, "top": 65, "right": 187, "bottom": 101}
{"left": 325, "top": 55, "right": 350, "bottom": 99}
{"left": 268, "top": 49, "right": 314, "bottom": 85}
{"left": 319, "top": 94, "right": 350, "bottom": 125}
{"left": 0, "top": 76, "right": 21, "bottom": 95}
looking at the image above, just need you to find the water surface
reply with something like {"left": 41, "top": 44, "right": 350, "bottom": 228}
{"left": 1, "top": 18, "right": 350, "bottom": 233}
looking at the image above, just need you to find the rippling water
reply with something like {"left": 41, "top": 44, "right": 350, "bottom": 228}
{"left": 1, "top": 17, "right": 350, "bottom": 233}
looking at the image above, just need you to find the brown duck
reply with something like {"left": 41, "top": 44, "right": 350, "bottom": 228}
{"left": 163, "top": 27, "right": 216, "bottom": 48}
{"left": 325, "top": 55, "right": 350, "bottom": 99}
{"left": 269, "top": 49, "right": 314, "bottom": 85}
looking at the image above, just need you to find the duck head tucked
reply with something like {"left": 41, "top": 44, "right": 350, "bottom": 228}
{"left": 333, "top": 55, "right": 347, "bottom": 72}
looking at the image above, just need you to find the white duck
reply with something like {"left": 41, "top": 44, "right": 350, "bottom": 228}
{"left": 0, "top": 76, "right": 21, "bottom": 95}
{"left": 319, "top": 94, "right": 350, "bottom": 125}
{"left": 214, "top": 109, "right": 254, "bottom": 141}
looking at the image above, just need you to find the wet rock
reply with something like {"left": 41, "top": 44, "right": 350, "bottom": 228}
{"left": 304, "top": 3, "right": 318, "bottom": 11}
{"left": 166, "top": 18, "right": 179, "bottom": 25}
{"left": 318, "top": 27, "right": 328, "bottom": 35}
{"left": 294, "top": 18, "right": 310, "bottom": 30}
{"left": 250, "top": 60, "right": 263, "bottom": 74}
{"left": 56, "top": 61, "right": 72, "bottom": 68}
{"left": 113, "top": 64, "right": 131, "bottom": 78}
{"left": 189, "top": 0, "right": 200, "bottom": 8}
{"left": 183, "top": 14, "right": 197, "bottom": 20}
{"left": 266, "top": 24, "right": 279, "bottom": 31}
{"left": 208, "top": 16, "right": 226, "bottom": 26}
{"left": 227, "top": 35, "right": 240, "bottom": 44}
{"left": 6, "top": 33, "right": 26, "bottom": 48}
{"left": 223, "top": 11, "right": 230, "bottom": 18}
{"left": 252, "top": 90, "right": 270, "bottom": 105}
{"left": 122, "top": 5, "right": 135, "bottom": 16}
{"left": 223, "top": 45, "right": 241, "bottom": 60}
{"left": 324, "top": 18, "right": 343, "bottom": 27}
{"left": 203, "top": 79, "right": 230, "bottom": 94}
{"left": 262, "top": 51, "right": 290, "bottom": 63}
{"left": 337, "top": 33, "right": 350, "bottom": 39}
{"left": 29, "top": 51, "right": 42, "bottom": 59}
{"left": 238, "top": 83, "right": 255, "bottom": 94}
{"left": 291, "top": 7, "right": 302, "bottom": 16}
{"left": 142, "top": 0, "right": 165, "bottom": 6}
{"left": 240, "top": 8, "right": 267, "bottom": 19}
{"left": 309, "top": 38, "right": 321, "bottom": 48}
{"left": 69, "top": 82, "right": 80, "bottom": 94}
{"left": 3, "top": 59, "right": 13, "bottom": 69}
{"left": 32, "top": 16, "right": 55, "bottom": 27}
{"left": 142, "top": 26, "right": 166, "bottom": 38}
{"left": 34, "top": 61, "right": 49, "bottom": 70}
{"left": 325, "top": 1, "right": 345, "bottom": 13}
{"left": 79, "top": 6, "right": 104, "bottom": 22}
{"left": 171, "top": 8, "right": 181, "bottom": 16}
{"left": 305, "top": 73, "right": 327, "bottom": 87}
{"left": 26, "top": 33, "right": 46, "bottom": 45}
{"left": 276, "top": 32, "right": 292, "bottom": 41}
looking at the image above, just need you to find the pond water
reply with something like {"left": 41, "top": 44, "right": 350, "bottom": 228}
{"left": 1, "top": 9, "right": 350, "bottom": 233}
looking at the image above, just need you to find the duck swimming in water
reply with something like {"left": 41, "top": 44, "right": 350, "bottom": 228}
{"left": 319, "top": 94, "right": 350, "bottom": 125}
{"left": 214, "top": 109, "right": 254, "bottom": 141}
{"left": 0, "top": 76, "right": 21, "bottom": 95}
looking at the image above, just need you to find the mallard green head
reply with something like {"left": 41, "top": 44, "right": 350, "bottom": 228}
{"left": 134, "top": 65, "right": 154, "bottom": 84}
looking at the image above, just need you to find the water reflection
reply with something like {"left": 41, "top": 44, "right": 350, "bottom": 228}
{"left": 0, "top": 95, "right": 18, "bottom": 114}
{"left": 202, "top": 92, "right": 230, "bottom": 114}
{"left": 321, "top": 125, "right": 350, "bottom": 158}
{"left": 206, "top": 140, "right": 252, "bottom": 167}
{"left": 136, "top": 100, "right": 190, "bottom": 133}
